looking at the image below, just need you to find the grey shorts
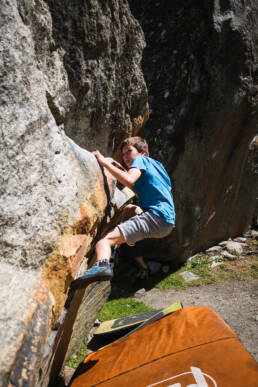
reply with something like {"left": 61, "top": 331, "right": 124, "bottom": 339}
{"left": 118, "top": 211, "right": 174, "bottom": 246}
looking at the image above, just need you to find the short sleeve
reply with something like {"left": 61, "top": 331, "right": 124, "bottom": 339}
{"left": 130, "top": 156, "right": 146, "bottom": 171}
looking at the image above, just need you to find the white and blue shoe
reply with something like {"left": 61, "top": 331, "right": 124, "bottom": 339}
{"left": 71, "top": 260, "right": 113, "bottom": 290}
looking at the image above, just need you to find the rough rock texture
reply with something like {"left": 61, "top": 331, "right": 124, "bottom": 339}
{"left": 45, "top": 0, "right": 149, "bottom": 154}
{"left": 129, "top": 0, "right": 258, "bottom": 261}
{"left": 250, "top": 135, "right": 258, "bottom": 228}
{"left": 0, "top": 132, "right": 133, "bottom": 386}
{"left": 0, "top": 0, "right": 144, "bottom": 385}
{"left": 42, "top": 282, "right": 111, "bottom": 387}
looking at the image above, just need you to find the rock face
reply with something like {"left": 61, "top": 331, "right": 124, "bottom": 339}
{"left": 0, "top": 0, "right": 144, "bottom": 385}
{"left": 1, "top": 0, "right": 257, "bottom": 383}
{"left": 129, "top": 0, "right": 258, "bottom": 261}
{"left": 44, "top": 0, "right": 149, "bottom": 153}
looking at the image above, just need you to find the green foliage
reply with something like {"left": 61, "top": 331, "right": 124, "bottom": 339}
{"left": 185, "top": 256, "right": 211, "bottom": 276}
{"left": 156, "top": 272, "right": 186, "bottom": 289}
{"left": 156, "top": 253, "right": 258, "bottom": 290}
{"left": 157, "top": 256, "right": 215, "bottom": 289}
{"left": 98, "top": 297, "right": 153, "bottom": 321}
{"left": 250, "top": 259, "right": 258, "bottom": 278}
{"left": 66, "top": 339, "right": 88, "bottom": 369}
{"left": 217, "top": 265, "right": 238, "bottom": 280}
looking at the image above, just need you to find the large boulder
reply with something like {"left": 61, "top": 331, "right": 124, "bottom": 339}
{"left": 44, "top": 0, "right": 149, "bottom": 153}
{"left": 129, "top": 0, "right": 258, "bottom": 261}
{"left": 0, "top": 0, "right": 143, "bottom": 385}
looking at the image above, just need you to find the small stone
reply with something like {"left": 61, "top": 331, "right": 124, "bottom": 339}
{"left": 225, "top": 241, "right": 243, "bottom": 255}
{"left": 63, "top": 366, "right": 75, "bottom": 385}
{"left": 94, "top": 319, "right": 100, "bottom": 327}
{"left": 148, "top": 261, "right": 161, "bottom": 273}
{"left": 206, "top": 246, "right": 222, "bottom": 253}
{"left": 244, "top": 230, "right": 252, "bottom": 237}
{"left": 250, "top": 230, "right": 258, "bottom": 239}
{"left": 135, "top": 288, "right": 146, "bottom": 296}
{"left": 179, "top": 271, "right": 199, "bottom": 282}
{"left": 221, "top": 250, "right": 236, "bottom": 260}
{"left": 187, "top": 254, "right": 200, "bottom": 262}
{"left": 246, "top": 250, "right": 257, "bottom": 256}
{"left": 255, "top": 315, "right": 258, "bottom": 322}
{"left": 233, "top": 237, "right": 247, "bottom": 243}
{"left": 219, "top": 241, "right": 228, "bottom": 246}
{"left": 161, "top": 265, "right": 169, "bottom": 273}
{"left": 211, "top": 261, "right": 224, "bottom": 268}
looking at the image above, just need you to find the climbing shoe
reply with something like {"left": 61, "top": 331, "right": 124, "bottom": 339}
{"left": 136, "top": 268, "right": 149, "bottom": 281}
{"left": 71, "top": 260, "right": 113, "bottom": 290}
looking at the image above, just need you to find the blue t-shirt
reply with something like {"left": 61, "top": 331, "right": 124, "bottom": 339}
{"left": 130, "top": 156, "right": 175, "bottom": 224}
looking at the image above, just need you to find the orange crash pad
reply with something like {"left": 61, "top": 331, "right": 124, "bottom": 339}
{"left": 71, "top": 306, "right": 258, "bottom": 386}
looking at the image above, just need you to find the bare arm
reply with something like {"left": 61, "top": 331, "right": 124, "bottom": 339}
{"left": 93, "top": 150, "right": 141, "bottom": 187}
{"left": 111, "top": 160, "right": 126, "bottom": 171}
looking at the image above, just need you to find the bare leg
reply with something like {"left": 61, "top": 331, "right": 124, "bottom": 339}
{"left": 95, "top": 226, "right": 125, "bottom": 262}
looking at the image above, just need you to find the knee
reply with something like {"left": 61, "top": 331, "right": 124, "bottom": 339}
{"left": 122, "top": 204, "right": 135, "bottom": 215}
{"left": 96, "top": 227, "right": 123, "bottom": 248}
{"left": 122, "top": 204, "right": 142, "bottom": 221}
{"left": 96, "top": 237, "right": 108, "bottom": 248}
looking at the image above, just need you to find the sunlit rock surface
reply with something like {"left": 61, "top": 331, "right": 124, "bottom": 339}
{"left": 0, "top": 0, "right": 142, "bottom": 385}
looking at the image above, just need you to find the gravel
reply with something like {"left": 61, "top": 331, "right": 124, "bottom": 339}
{"left": 134, "top": 280, "right": 258, "bottom": 361}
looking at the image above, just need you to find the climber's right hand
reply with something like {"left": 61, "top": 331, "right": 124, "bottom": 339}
{"left": 93, "top": 150, "right": 108, "bottom": 167}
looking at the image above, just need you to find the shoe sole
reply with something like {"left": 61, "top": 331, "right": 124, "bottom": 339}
{"left": 71, "top": 273, "right": 113, "bottom": 290}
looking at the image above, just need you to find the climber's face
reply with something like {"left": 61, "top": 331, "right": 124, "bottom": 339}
{"left": 122, "top": 145, "right": 145, "bottom": 168}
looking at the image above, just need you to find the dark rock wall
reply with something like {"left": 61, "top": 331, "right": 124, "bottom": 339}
{"left": 129, "top": 0, "right": 258, "bottom": 260}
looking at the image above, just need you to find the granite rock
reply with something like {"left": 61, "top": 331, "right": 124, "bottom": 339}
{"left": 211, "top": 260, "right": 224, "bottom": 268}
{"left": 179, "top": 271, "right": 200, "bottom": 282}
{"left": 0, "top": 0, "right": 143, "bottom": 384}
{"left": 130, "top": 0, "right": 258, "bottom": 262}
{"left": 206, "top": 246, "right": 222, "bottom": 253}
{"left": 225, "top": 241, "right": 244, "bottom": 255}
{"left": 45, "top": 0, "right": 149, "bottom": 154}
{"left": 233, "top": 237, "right": 247, "bottom": 243}
{"left": 221, "top": 250, "right": 237, "bottom": 260}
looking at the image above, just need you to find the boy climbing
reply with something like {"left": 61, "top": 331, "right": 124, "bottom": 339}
{"left": 71, "top": 136, "right": 175, "bottom": 289}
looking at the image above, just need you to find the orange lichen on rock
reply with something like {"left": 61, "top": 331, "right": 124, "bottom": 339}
{"left": 59, "top": 234, "right": 90, "bottom": 278}
{"left": 71, "top": 180, "right": 109, "bottom": 235}
{"left": 42, "top": 178, "right": 112, "bottom": 325}
{"left": 43, "top": 232, "right": 92, "bottom": 324}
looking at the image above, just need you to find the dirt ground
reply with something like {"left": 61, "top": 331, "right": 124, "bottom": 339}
{"left": 62, "top": 279, "right": 257, "bottom": 386}
{"left": 134, "top": 279, "right": 258, "bottom": 361}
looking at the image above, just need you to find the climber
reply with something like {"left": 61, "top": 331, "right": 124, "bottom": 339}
{"left": 71, "top": 136, "right": 175, "bottom": 289}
